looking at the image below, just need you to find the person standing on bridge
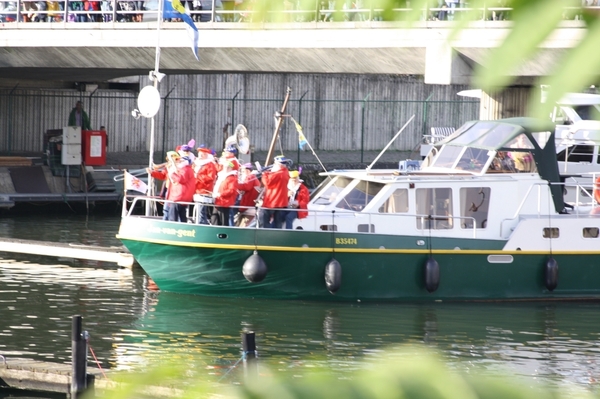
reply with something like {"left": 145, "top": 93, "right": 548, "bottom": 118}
{"left": 68, "top": 101, "right": 91, "bottom": 130}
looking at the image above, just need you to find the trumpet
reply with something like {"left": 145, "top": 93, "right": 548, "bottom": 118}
{"left": 151, "top": 162, "right": 168, "bottom": 170}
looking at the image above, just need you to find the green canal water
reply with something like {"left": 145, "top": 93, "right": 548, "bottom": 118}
{"left": 0, "top": 214, "right": 599, "bottom": 393}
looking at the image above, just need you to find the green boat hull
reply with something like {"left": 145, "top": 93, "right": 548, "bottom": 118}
{"left": 118, "top": 218, "right": 600, "bottom": 301}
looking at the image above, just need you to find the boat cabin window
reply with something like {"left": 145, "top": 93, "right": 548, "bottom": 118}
{"left": 454, "top": 148, "right": 490, "bottom": 173}
{"left": 336, "top": 181, "right": 385, "bottom": 211}
{"left": 488, "top": 151, "right": 517, "bottom": 173}
{"left": 416, "top": 188, "right": 453, "bottom": 230}
{"left": 358, "top": 224, "right": 375, "bottom": 233}
{"left": 507, "top": 135, "right": 536, "bottom": 172}
{"left": 379, "top": 188, "right": 409, "bottom": 213}
{"left": 460, "top": 187, "right": 490, "bottom": 229}
{"left": 313, "top": 176, "right": 353, "bottom": 205}
{"left": 556, "top": 145, "right": 596, "bottom": 163}
{"left": 543, "top": 227, "right": 559, "bottom": 239}
{"left": 583, "top": 227, "right": 599, "bottom": 238}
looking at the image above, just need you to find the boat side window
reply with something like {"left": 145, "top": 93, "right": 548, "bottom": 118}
{"left": 379, "top": 188, "right": 409, "bottom": 213}
{"left": 583, "top": 227, "right": 599, "bottom": 238}
{"left": 313, "top": 176, "right": 352, "bottom": 205}
{"left": 336, "top": 181, "right": 385, "bottom": 211}
{"left": 543, "top": 227, "right": 559, "bottom": 239}
{"left": 460, "top": 187, "right": 490, "bottom": 229}
{"left": 415, "top": 188, "right": 453, "bottom": 230}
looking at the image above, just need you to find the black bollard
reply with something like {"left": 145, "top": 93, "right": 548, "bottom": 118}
{"left": 71, "top": 315, "right": 88, "bottom": 399}
{"left": 241, "top": 331, "right": 258, "bottom": 378}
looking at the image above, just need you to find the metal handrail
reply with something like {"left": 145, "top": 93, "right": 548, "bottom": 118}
{"left": 1, "top": 3, "right": 595, "bottom": 24}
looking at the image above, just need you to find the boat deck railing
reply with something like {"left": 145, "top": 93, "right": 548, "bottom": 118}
{"left": 123, "top": 177, "right": 600, "bottom": 238}
{"left": 123, "top": 195, "right": 483, "bottom": 237}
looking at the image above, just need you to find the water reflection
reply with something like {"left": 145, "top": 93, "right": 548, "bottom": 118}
{"left": 119, "top": 293, "right": 600, "bottom": 389}
{"left": 0, "top": 214, "right": 599, "bottom": 391}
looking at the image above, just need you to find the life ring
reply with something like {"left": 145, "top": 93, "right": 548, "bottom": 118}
{"left": 594, "top": 177, "right": 600, "bottom": 204}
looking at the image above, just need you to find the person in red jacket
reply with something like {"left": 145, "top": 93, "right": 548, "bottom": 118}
{"left": 283, "top": 170, "right": 310, "bottom": 229}
{"left": 193, "top": 147, "right": 217, "bottom": 224}
{"left": 235, "top": 163, "right": 261, "bottom": 226}
{"left": 166, "top": 155, "right": 196, "bottom": 223}
{"left": 211, "top": 156, "right": 239, "bottom": 226}
{"left": 258, "top": 155, "right": 291, "bottom": 228}
{"left": 148, "top": 151, "right": 178, "bottom": 221}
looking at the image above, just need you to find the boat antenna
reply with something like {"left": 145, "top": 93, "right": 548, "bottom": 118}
{"left": 290, "top": 117, "right": 328, "bottom": 174}
{"left": 367, "top": 115, "right": 415, "bottom": 171}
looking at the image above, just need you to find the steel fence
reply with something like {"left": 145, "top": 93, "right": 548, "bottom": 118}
{"left": 0, "top": 88, "right": 478, "bottom": 160}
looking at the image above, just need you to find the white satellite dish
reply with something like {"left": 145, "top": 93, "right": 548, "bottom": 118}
{"left": 137, "top": 85, "right": 161, "bottom": 118}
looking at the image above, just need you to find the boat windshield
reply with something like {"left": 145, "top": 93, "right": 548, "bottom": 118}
{"left": 312, "top": 176, "right": 353, "bottom": 205}
{"left": 429, "top": 146, "right": 492, "bottom": 173}
{"left": 335, "top": 180, "right": 385, "bottom": 211}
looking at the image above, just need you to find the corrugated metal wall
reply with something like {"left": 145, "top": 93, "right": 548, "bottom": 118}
{"left": 0, "top": 73, "right": 479, "bottom": 155}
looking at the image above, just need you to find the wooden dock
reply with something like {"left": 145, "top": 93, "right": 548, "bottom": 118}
{"left": 0, "top": 356, "right": 102, "bottom": 395}
{"left": 0, "top": 357, "right": 183, "bottom": 398}
{"left": 0, "top": 238, "right": 135, "bottom": 268}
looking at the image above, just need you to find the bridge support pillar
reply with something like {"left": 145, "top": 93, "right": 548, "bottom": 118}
{"left": 424, "top": 42, "right": 471, "bottom": 85}
{"left": 479, "top": 87, "right": 532, "bottom": 120}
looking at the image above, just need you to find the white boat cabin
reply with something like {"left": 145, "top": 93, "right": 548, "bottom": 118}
{"left": 298, "top": 118, "right": 569, "bottom": 243}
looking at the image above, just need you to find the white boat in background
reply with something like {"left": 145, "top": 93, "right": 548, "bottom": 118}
{"left": 556, "top": 120, "right": 600, "bottom": 205}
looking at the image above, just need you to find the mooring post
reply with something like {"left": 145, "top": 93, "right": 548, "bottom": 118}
{"left": 71, "top": 315, "right": 88, "bottom": 399}
{"left": 241, "top": 331, "right": 258, "bottom": 377}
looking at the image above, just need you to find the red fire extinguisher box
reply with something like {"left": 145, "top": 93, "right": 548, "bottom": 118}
{"left": 82, "top": 130, "right": 106, "bottom": 166}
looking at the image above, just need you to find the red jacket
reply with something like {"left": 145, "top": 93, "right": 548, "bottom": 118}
{"left": 238, "top": 174, "right": 260, "bottom": 209}
{"left": 293, "top": 183, "right": 310, "bottom": 219}
{"left": 261, "top": 167, "right": 290, "bottom": 209}
{"left": 168, "top": 165, "right": 195, "bottom": 203}
{"left": 195, "top": 161, "right": 217, "bottom": 195}
{"left": 213, "top": 172, "right": 239, "bottom": 207}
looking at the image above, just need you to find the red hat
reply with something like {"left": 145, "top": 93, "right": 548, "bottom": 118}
{"left": 198, "top": 147, "right": 212, "bottom": 154}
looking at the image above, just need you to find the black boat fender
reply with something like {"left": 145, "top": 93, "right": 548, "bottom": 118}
{"left": 242, "top": 251, "right": 268, "bottom": 283}
{"left": 424, "top": 257, "right": 440, "bottom": 293}
{"left": 544, "top": 257, "right": 558, "bottom": 292}
{"left": 325, "top": 259, "right": 342, "bottom": 294}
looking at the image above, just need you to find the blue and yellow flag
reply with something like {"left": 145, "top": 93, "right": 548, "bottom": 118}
{"left": 291, "top": 117, "right": 308, "bottom": 150}
{"left": 164, "top": 0, "right": 199, "bottom": 61}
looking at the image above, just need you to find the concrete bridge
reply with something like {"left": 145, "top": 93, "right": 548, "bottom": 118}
{"left": 0, "top": 19, "right": 585, "bottom": 85}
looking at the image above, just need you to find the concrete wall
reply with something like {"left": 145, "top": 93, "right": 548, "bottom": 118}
{"left": 0, "top": 73, "right": 479, "bottom": 155}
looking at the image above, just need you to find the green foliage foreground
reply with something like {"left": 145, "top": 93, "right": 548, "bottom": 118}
{"left": 94, "top": 347, "right": 598, "bottom": 399}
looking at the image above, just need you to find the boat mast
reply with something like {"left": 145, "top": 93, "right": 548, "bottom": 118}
{"left": 265, "top": 87, "right": 292, "bottom": 166}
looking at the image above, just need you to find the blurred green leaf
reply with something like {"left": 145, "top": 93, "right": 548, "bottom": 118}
{"left": 473, "top": 0, "right": 580, "bottom": 91}
{"left": 529, "top": 16, "right": 600, "bottom": 119}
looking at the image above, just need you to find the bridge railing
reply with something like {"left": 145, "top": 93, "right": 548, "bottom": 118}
{"left": 0, "top": 1, "right": 593, "bottom": 24}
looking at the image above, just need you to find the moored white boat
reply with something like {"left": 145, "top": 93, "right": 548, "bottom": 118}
{"left": 117, "top": 117, "right": 600, "bottom": 301}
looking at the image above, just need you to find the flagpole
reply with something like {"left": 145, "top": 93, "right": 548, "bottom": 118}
{"left": 146, "top": 0, "right": 164, "bottom": 217}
